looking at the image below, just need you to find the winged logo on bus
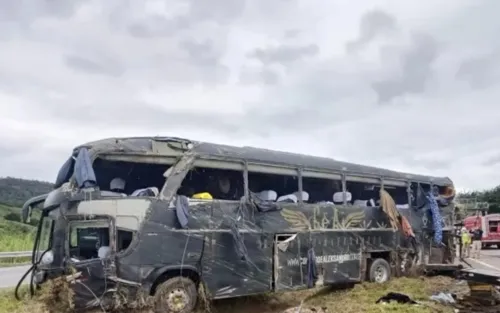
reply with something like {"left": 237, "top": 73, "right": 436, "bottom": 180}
{"left": 280, "top": 209, "right": 312, "bottom": 230}
{"left": 339, "top": 211, "right": 366, "bottom": 229}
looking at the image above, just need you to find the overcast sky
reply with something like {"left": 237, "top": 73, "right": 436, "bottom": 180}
{"left": 0, "top": 0, "right": 499, "bottom": 191}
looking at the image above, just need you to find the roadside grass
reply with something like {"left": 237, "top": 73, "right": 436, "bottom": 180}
{"left": 0, "top": 276, "right": 460, "bottom": 313}
{"left": 0, "top": 219, "right": 35, "bottom": 253}
{"left": 0, "top": 219, "right": 35, "bottom": 267}
{"left": 0, "top": 286, "right": 42, "bottom": 313}
{"left": 0, "top": 257, "right": 32, "bottom": 268}
{"left": 211, "top": 276, "right": 456, "bottom": 313}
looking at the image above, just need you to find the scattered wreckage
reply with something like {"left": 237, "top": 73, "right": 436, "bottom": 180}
{"left": 16, "top": 136, "right": 460, "bottom": 312}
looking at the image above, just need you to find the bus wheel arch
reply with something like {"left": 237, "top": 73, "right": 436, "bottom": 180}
{"left": 153, "top": 276, "right": 198, "bottom": 313}
{"left": 150, "top": 268, "right": 201, "bottom": 313}
{"left": 149, "top": 267, "right": 201, "bottom": 295}
{"left": 368, "top": 257, "right": 391, "bottom": 283}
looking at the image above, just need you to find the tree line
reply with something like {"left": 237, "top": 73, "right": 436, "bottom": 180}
{"left": 0, "top": 177, "right": 53, "bottom": 208}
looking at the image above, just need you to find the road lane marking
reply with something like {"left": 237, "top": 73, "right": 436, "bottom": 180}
{"left": 468, "top": 258, "right": 500, "bottom": 272}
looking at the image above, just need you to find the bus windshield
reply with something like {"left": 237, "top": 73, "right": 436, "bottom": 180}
{"left": 34, "top": 213, "right": 54, "bottom": 262}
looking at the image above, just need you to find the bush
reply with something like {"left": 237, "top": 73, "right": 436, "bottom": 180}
{"left": 4, "top": 212, "right": 20, "bottom": 222}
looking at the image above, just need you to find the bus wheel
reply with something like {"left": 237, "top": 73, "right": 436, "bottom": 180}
{"left": 153, "top": 277, "right": 197, "bottom": 313}
{"left": 369, "top": 258, "right": 391, "bottom": 283}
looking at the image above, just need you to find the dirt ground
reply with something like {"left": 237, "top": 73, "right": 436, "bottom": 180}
{"left": 2, "top": 275, "right": 499, "bottom": 313}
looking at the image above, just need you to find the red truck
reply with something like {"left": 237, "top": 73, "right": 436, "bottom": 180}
{"left": 464, "top": 213, "right": 500, "bottom": 248}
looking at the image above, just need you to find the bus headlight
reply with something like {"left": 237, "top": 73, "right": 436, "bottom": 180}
{"left": 40, "top": 250, "right": 54, "bottom": 265}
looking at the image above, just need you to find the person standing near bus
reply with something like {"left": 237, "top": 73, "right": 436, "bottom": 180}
{"left": 461, "top": 227, "right": 471, "bottom": 258}
{"left": 471, "top": 226, "right": 483, "bottom": 259}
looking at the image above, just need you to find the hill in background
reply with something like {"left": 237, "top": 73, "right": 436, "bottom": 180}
{"left": 0, "top": 177, "right": 53, "bottom": 208}
{"left": 0, "top": 177, "right": 53, "bottom": 252}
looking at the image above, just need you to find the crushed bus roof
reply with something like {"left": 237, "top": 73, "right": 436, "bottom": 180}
{"left": 78, "top": 136, "right": 453, "bottom": 186}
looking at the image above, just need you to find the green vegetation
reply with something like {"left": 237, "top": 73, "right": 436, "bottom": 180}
{"left": 459, "top": 185, "right": 500, "bottom": 214}
{"left": 0, "top": 204, "right": 37, "bottom": 252}
{"left": 0, "top": 177, "right": 51, "bottom": 258}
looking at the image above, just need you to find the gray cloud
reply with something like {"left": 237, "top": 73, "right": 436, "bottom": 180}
{"left": 178, "top": 39, "right": 230, "bottom": 84}
{"left": 123, "top": 0, "right": 245, "bottom": 39}
{"left": 185, "top": 0, "right": 246, "bottom": 24}
{"left": 284, "top": 29, "right": 300, "bottom": 39}
{"left": 239, "top": 68, "right": 280, "bottom": 85}
{"left": 0, "top": 0, "right": 85, "bottom": 23}
{"left": 64, "top": 54, "right": 125, "bottom": 77}
{"left": 482, "top": 155, "right": 500, "bottom": 167}
{"left": 127, "top": 16, "right": 192, "bottom": 39}
{"left": 372, "top": 32, "right": 439, "bottom": 103}
{"left": 248, "top": 44, "right": 319, "bottom": 65}
{"left": 456, "top": 51, "right": 500, "bottom": 89}
{"left": 1, "top": 0, "right": 500, "bottom": 191}
{"left": 346, "top": 10, "right": 397, "bottom": 53}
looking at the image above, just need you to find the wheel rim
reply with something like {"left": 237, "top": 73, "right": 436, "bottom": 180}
{"left": 166, "top": 288, "right": 189, "bottom": 312}
{"left": 374, "top": 265, "right": 388, "bottom": 282}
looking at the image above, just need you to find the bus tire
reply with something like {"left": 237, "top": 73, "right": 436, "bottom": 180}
{"left": 369, "top": 258, "right": 391, "bottom": 283}
{"left": 153, "top": 276, "right": 197, "bottom": 313}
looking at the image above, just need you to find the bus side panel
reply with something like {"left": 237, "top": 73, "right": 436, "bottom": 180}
{"left": 203, "top": 203, "right": 273, "bottom": 299}
{"left": 274, "top": 231, "right": 362, "bottom": 291}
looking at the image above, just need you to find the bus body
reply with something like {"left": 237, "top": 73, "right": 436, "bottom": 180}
{"left": 20, "top": 137, "right": 458, "bottom": 312}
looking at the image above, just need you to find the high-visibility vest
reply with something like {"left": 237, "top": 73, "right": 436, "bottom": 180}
{"left": 461, "top": 232, "right": 471, "bottom": 245}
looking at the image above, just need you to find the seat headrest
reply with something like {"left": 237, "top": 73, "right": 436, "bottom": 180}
{"left": 293, "top": 191, "right": 309, "bottom": 202}
{"left": 131, "top": 187, "right": 159, "bottom": 197}
{"left": 257, "top": 190, "right": 277, "bottom": 201}
{"left": 277, "top": 194, "right": 298, "bottom": 203}
{"left": 110, "top": 177, "right": 125, "bottom": 191}
{"left": 333, "top": 192, "right": 351, "bottom": 203}
{"left": 98, "top": 246, "right": 110, "bottom": 259}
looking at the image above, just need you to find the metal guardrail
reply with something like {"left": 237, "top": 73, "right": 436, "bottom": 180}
{"left": 0, "top": 251, "right": 31, "bottom": 259}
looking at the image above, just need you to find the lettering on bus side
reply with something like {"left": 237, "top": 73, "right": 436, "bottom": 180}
{"left": 286, "top": 253, "right": 361, "bottom": 267}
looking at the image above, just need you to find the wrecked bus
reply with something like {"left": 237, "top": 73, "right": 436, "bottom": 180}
{"left": 17, "top": 136, "right": 459, "bottom": 312}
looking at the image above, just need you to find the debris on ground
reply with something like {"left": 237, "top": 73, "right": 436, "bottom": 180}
{"left": 281, "top": 305, "right": 328, "bottom": 313}
{"left": 429, "top": 292, "right": 456, "bottom": 304}
{"left": 4, "top": 275, "right": 500, "bottom": 313}
{"left": 375, "top": 292, "right": 418, "bottom": 305}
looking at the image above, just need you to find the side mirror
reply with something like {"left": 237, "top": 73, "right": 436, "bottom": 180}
{"left": 21, "top": 205, "right": 32, "bottom": 224}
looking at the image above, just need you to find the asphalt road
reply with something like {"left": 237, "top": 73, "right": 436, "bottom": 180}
{"left": 0, "top": 265, "right": 30, "bottom": 289}
{"left": 465, "top": 248, "right": 500, "bottom": 272}
{"left": 2, "top": 249, "right": 500, "bottom": 289}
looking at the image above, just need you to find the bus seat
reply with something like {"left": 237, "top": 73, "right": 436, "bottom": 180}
{"left": 354, "top": 199, "right": 376, "bottom": 207}
{"left": 333, "top": 191, "right": 351, "bottom": 204}
{"left": 354, "top": 200, "right": 368, "bottom": 206}
{"left": 256, "top": 190, "right": 277, "bottom": 201}
{"left": 131, "top": 187, "right": 159, "bottom": 197}
{"left": 277, "top": 194, "right": 298, "bottom": 203}
{"left": 294, "top": 191, "right": 309, "bottom": 202}
{"left": 98, "top": 246, "right": 110, "bottom": 258}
